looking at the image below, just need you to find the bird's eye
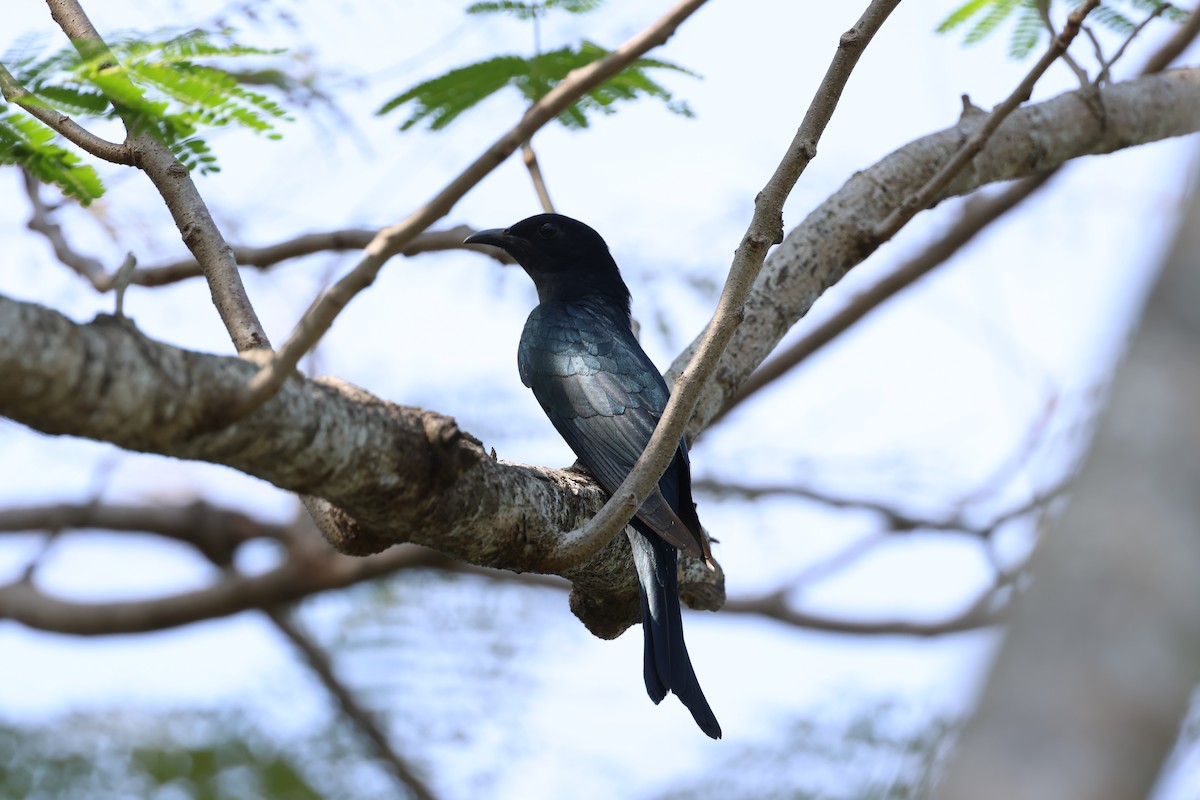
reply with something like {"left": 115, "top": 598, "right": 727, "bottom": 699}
{"left": 538, "top": 222, "right": 559, "bottom": 239}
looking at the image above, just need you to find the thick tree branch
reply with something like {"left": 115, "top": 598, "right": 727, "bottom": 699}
{"left": 539, "top": 0, "right": 904, "bottom": 573}
{"left": 231, "top": 0, "right": 713, "bottom": 421}
{"left": 0, "top": 294, "right": 721, "bottom": 637}
{"left": 671, "top": 67, "right": 1200, "bottom": 437}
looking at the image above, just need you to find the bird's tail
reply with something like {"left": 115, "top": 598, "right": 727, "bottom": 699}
{"left": 628, "top": 526, "right": 722, "bottom": 739}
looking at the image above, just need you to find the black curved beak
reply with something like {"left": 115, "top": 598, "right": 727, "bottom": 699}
{"left": 463, "top": 228, "right": 516, "bottom": 250}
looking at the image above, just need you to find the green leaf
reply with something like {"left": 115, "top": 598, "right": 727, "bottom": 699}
{"left": 936, "top": 0, "right": 997, "bottom": 33}
{"left": 1092, "top": 5, "right": 1137, "bottom": 35}
{"left": 466, "top": 1, "right": 542, "bottom": 18}
{"left": 379, "top": 39, "right": 697, "bottom": 132}
{"left": 378, "top": 54, "right": 533, "bottom": 130}
{"left": 3, "top": 26, "right": 292, "bottom": 186}
{"left": 544, "top": 0, "right": 605, "bottom": 13}
{"left": 466, "top": 0, "right": 604, "bottom": 18}
{"left": 0, "top": 110, "right": 105, "bottom": 204}
{"left": 963, "top": 0, "right": 1021, "bottom": 46}
{"left": 938, "top": 0, "right": 1193, "bottom": 59}
{"left": 1008, "top": 4, "right": 1046, "bottom": 59}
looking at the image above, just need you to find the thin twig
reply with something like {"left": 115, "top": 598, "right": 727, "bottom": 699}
{"left": 695, "top": 475, "right": 1070, "bottom": 538}
{"left": 22, "top": 169, "right": 110, "bottom": 285}
{"left": 871, "top": 0, "right": 1099, "bottom": 244}
{"left": 1098, "top": 2, "right": 1171, "bottom": 83}
{"left": 133, "top": 226, "right": 516, "bottom": 287}
{"left": 1140, "top": 2, "right": 1200, "bottom": 74}
{"left": 0, "top": 542, "right": 455, "bottom": 635}
{"left": 229, "top": 0, "right": 713, "bottom": 421}
{"left": 522, "top": 142, "right": 556, "bottom": 213}
{"left": 0, "top": 62, "right": 133, "bottom": 165}
{"left": 536, "top": 0, "right": 904, "bottom": 573}
{"left": 1036, "top": 1, "right": 1091, "bottom": 86}
{"left": 23, "top": 202, "right": 513, "bottom": 292}
{"left": 721, "top": 585, "right": 1005, "bottom": 636}
{"left": 265, "top": 607, "right": 438, "bottom": 800}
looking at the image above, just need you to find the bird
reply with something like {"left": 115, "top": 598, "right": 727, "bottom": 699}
{"left": 464, "top": 213, "right": 721, "bottom": 739}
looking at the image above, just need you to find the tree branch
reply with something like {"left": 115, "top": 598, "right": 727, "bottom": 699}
{"left": 0, "top": 496, "right": 1005, "bottom": 639}
{"left": 671, "top": 67, "right": 1200, "bottom": 438}
{"left": 132, "top": 226, "right": 516, "bottom": 287}
{"left": 716, "top": 169, "right": 1056, "bottom": 422}
{"left": 871, "top": 0, "right": 1098, "bottom": 244}
{"left": 522, "top": 142, "right": 556, "bottom": 213}
{"left": 44, "top": 0, "right": 269, "bottom": 353}
{"left": 0, "top": 500, "right": 288, "bottom": 565}
{"left": 0, "top": 62, "right": 133, "bottom": 165}
{"left": 722, "top": 586, "right": 1005, "bottom": 636}
{"left": 696, "top": 476, "right": 1068, "bottom": 538}
{"left": 0, "top": 293, "right": 721, "bottom": 637}
{"left": 22, "top": 196, "right": 513, "bottom": 293}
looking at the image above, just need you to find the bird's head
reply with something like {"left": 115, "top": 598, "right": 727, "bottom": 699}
{"left": 465, "top": 213, "right": 631, "bottom": 310}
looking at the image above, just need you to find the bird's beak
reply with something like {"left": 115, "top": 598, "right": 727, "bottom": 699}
{"left": 463, "top": 228, "right": 516, "bottom": 250}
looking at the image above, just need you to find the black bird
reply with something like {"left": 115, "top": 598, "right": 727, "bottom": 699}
{"left": 465, "top": 213, "right": 721, "bottom": 739}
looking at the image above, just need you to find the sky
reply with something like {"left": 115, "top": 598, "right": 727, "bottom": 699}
{"left": 1, "top": 1, "right": 1197, "bottom": 797}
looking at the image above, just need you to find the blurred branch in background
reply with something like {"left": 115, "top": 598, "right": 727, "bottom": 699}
{"left": 936, "top": 146, "right": 1200, "bottom": 800}
{"left": 0, "top": 496, "right": 1011, "bottom": 637}
{"left": 265, "top": 606, "right": 437, "bottom": 800}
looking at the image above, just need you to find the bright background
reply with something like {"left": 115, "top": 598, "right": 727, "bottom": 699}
{"left": 1, "top": 1, "right": 1196, "bottom": 797}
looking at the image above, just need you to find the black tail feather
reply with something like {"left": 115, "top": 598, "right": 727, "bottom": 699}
{"left": 629, "top": 526, "right": 722, "bottom": 739}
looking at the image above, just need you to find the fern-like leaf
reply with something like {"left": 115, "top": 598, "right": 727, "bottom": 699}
{"left": 1008, "top": 4, "right": 1046, "bottom": 59}
{"left": 0, "top": 110, "right": 104, "bottom": 203}
{"left": 939, "top": 0, "right": 1191, "bottom": 59}
{"left": 379, "top": 55, "right": 532, "bottom": 130}
{"left": 379, "top": 39, "right": 696, "bottom": 132}
{"left": 2, "top": 27, "right": 292, "bottom": 184}
{"left": 466, "top": 0, "right": 603, "bottom": 18}
{"left": 1091, "top": 6, "right": 1137, "bottom": 35}
{"left": 963, "top": 0, "right": 1022, "bottom": 46}
{"left": 936, "top": 0, "right": 997, "bottom": 33}
{"left": 465, "top": 1, "right": 543, "bottom": 19}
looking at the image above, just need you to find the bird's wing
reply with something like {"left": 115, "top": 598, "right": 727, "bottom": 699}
{"left": 520, "top": 302, "right": 706, "bottom": 559}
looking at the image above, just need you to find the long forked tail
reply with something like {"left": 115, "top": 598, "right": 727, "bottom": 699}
{"left": 628, "top": 526, "right": 722, "bottom": 739}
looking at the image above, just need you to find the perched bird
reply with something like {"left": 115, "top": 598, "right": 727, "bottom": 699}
{"left": 465, "top": 213, "right": 721, "bottom": 739}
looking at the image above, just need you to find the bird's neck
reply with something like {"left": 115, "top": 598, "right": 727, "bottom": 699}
{"left": 533, "top": 268, "right": 632, "bottom": 318}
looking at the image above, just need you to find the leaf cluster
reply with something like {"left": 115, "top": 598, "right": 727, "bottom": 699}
{"left": 378, "top": 40, "right": 696, "bottom": 132}
{"left": 0, "top": 28, "right": 291, "bottom": 204}
{"left": 465, "top": 0, "right": 605, "bottom": 19}
{"left": 937, "top": 0, "right": 1187, "bottom": 59}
